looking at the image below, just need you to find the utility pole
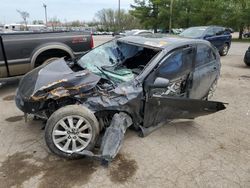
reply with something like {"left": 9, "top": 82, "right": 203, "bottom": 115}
{"left": 43, "top": 3, "right": 48, "bottom": 26}
{"left": 169, "top": 0, "right": 173, "bottom": 34}
{"left": 118, "top": 0, "right": 121, "bottom": 31}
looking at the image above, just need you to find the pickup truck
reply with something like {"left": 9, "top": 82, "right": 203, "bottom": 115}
{"left": 0, "top": 31, "right": 94, "bottom": 82}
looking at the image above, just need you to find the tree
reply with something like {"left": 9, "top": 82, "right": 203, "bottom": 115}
{"left": 131, "top": 0, "right": 163, "bottom": 33}
{"left": 49, "top": 17, "right": 61, "bottom": 31}
{"left": 130, "top": 0, "right": 250, "bottom": 39}
{"left": 17, "top": 10, "right": 29, "bottom": 30}
{"left": 32, "top": 20, "right": 44, "bottom": 25}
{"left": 96, "top": 8, "right": 141, "bottom": 31}
{"left": 224, "top": 0, "right": 250, "bottom": 39}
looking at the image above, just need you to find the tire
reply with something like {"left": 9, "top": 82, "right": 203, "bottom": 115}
{"left": 206, "top": 79, "right": 218, "bottom": 100}
{"left": 244, "top": 51, "right": 250, "bottom": 66}
{"left": 45, "top": 105, "right": 100, "bottom": 159}
{"left": 219, "top": 43, "right": 229, "bottom": 56}
{"left": 245, "top": 61, "right": 250, "bottom": 66}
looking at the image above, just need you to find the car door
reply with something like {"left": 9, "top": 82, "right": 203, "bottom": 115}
{"left": 205, "top": 27, "right": 225, "bottom": 50}
{"left": 188, "top": 44, "right": 219, "bottom": 99}
{"left": 204, "top": 27, "right": 217, "bottom": 47}
{"left": 212, "top": 27, "right": 227, "bottom": 49}
{"left": 143, "top": 46, "right": 225, "bottom": 128}
{"left": 144, "top": 47, "right": 194, "bottom": 99}
{"left": 0, "top": 36, "right": 8, "bottom": 78}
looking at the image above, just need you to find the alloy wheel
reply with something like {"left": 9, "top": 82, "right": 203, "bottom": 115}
{"left": 52, "top": 115, "right": 93, "bottom": 154}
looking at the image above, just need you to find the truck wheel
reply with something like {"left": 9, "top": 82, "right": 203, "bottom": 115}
{"left": 219, "top": 43, "right": 229, "bottom": 56}
{"left": 45, "top": 105, "right": 100, "bottom": 159}
{"left": 43, "top": 57, "right": 59, "bottom": 65}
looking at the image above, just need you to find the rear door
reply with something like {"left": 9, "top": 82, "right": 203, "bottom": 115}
{"left": 143, "top": 46, "right": 225, "bottom": 128}
{"left": 205, "top": 27, "right": 226, "bottom": 50}
{"left": 189, "top": 44, "right": 219, "bottom": 99}
{"left": 204, "top": 27, "right": 217, "bottom": 47}
{"left": 212, "top": 27, "right": 227, "bottom": 50}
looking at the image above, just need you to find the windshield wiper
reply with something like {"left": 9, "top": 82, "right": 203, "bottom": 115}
{"left": 94, "top": 65, "right": 117, "bottom": 88}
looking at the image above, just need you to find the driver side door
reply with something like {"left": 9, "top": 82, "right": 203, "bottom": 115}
{"left": 143, "top": 47, "right": 226, "bottom": 128}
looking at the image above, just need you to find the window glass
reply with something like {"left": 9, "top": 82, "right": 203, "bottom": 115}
{"left": 180, "top": 27, "right": 207, "bottom": 38}
{"left": 78, "top": 40, "right": 143, "bottom": 71}
{"left": 206, "top": 28, "right": 216, "bottom": 36}
{"left": 214, "top": 27, "right": 225, "bottom": 35}
{"left": 159, "top": 53, "right": 182, "bottom": 76}
{"left": 157, "top": 48, "right": 193, "bottom": 79}
{"left": 196, "top": 44, "right": 216, "bottom": 67}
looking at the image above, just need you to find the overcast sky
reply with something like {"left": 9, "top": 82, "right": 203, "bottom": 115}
{"left": 0, "top": 0, "right": 135, "bottom": 24}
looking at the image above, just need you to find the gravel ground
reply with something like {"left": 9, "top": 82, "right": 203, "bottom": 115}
{"left": 0, "top": 38, "right": 249, "bottom": 188}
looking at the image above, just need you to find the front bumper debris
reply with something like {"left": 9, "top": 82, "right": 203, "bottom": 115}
{"left": 75, "top": 112, "right": 132, "bottom": 164}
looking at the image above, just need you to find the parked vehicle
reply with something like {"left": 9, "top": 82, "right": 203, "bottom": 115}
{"left": 0, "top": 31, "right": 94, "bottom": 82}
{"left": 15, "top": 36, "right": 226, "bottom": 163}
{"left": 114, "top": 29, "right": 153, "bottom": 38}
{"left": 157, "top": 28, "right": 184, "bottom": 34}
{"left": 243, "top": 32, "right": 250, "bottom": 38}
{"left": 244, "top": 46, "right": 250, "bottom": 66}
{"left": 180, "top": 26, "right": 232, "bottom": 56}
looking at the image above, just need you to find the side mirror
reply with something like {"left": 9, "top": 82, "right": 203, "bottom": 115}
{"left": 153, "top": 77, "right": 170, "bottom": 88}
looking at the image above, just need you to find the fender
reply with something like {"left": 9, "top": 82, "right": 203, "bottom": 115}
{"left": 30, "top": 42, "right": 74, "bottom": 69}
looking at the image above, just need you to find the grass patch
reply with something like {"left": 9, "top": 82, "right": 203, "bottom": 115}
{"left": 232, "top": 38, "right": 250, "bottom": 43}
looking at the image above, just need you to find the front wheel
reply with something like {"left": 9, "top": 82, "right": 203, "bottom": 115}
{"left": 45, "top": 105, "right": 100, "bottom": 159}
{"left": 219, "top": 43, "right": 229, "bottom": 56}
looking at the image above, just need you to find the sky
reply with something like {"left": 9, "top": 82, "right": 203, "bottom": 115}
{"left": 0, "top": 0, "right": 135, "bottom": 24}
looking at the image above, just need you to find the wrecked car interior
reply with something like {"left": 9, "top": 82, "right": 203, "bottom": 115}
{"left": 15, "top": 36, "right": 226, "bottom": 164}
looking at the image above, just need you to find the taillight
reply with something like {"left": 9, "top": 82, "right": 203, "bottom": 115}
{"left": 90, "top": 34, "right": 94, "bottom": 49}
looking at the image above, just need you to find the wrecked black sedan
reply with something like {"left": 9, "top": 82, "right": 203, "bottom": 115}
{"left": 15, "top": 36, "right": 226, "bottom": 162}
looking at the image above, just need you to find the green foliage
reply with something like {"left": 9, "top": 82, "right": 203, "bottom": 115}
{"left": 131, "top": 0, "right": 250, "bottom": 38}
{"left": 96, "top": 8, "right": 141, "bottom": 31}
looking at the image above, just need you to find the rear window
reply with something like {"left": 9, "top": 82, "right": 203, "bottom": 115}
{"left": 196, "top": 44, "right": 216, "bottom": 67}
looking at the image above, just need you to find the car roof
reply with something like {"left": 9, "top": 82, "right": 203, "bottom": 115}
{"left": 118, "top": 35, "right": 210, "bottom": 50}
{"left": 188, "top": 25, "right": 225, "bottom": 29}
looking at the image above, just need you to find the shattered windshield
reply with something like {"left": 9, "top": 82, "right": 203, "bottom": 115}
{"left": 77, "top": 40, "right": 145, "bottom": 82}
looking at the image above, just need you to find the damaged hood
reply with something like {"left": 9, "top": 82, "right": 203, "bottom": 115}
{"left": 18, "top": 58, "right": 100, "bottom": 101}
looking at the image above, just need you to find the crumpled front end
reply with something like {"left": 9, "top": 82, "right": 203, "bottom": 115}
{"left": 15, "top": 58, "right": 100, "bottom": 114}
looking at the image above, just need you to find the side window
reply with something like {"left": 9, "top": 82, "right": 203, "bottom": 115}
{"left": 214, "top": 27, "right": 224, "bottom": 35}
{"left": 196, "top": 44, "right": 216, "bottom": 67}
{"left": 206, "top": 28, "right": 216, "bottom": 36}
{"left": 156, "top": 48, "right": 193, "bottom": 79}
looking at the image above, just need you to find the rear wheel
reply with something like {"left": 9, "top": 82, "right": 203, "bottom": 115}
{"left": 219, "top": 43, "right": 229, "bottom": 56}
{"left": 45, "top": 105, "right": 100, "bottom": 159}
{"left": 207, "top": 79, "right": 218, "bottom": 100}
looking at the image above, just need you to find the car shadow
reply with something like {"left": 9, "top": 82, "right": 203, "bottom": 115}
{"left": 156, "top": 120, "right": 203, "bottom": 138}
{"left": 227, "top": 62, "right": 250, "bottom": 69}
